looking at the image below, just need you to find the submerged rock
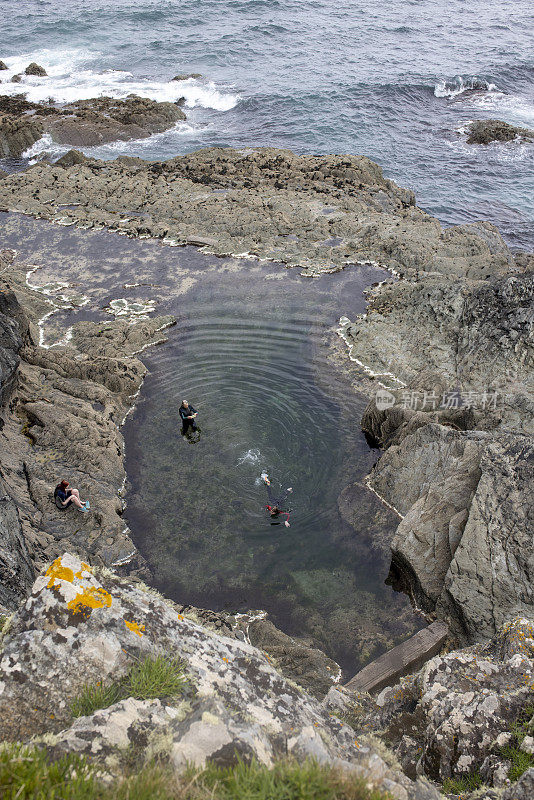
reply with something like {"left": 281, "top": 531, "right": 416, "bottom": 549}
{"left": 466, "top": 119, "right": 534, "bottom": 145}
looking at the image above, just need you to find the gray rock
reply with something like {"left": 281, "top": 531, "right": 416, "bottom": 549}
{"left": 345, "top": 620, "right": 534, "bottom": 785}
{"left": 25, "top": 62, "right": 48, "bottom": 77}
{"left": 502, "top": 768, "right": 534, "bottom": 800}
{"left": 0, "top": 147, "right": 520, "bottom": 282}
{"left": 55, "top": 149, "right": 88, "bottom": 168}
{"left": 440, "top": 434, "right": 534, "bottom": 641}
{"left": 0, "top": 480, "right": 35, "bottom": 610}
{"left": 247, "top": 617, "right": 342, "bottom": 699}
{"left": 10, "top": 74, "right": 22, "bottom": 83}
{"left": 0, "top": 61, "right": 8, "bottom": 70}
{"left": 0, "top": 94, "right": 186, "bottom": 158}
{"left": 172, "top": 73, "right": 203, "bottom": 80}
{"left": 466, "top": 119, "right": 534, "bottom": 145}
{"left": 0, "top": 553, "right": 438, "bottom": 799}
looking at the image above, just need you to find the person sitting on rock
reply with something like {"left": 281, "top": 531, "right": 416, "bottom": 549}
{"left": 54, "top": 480, "right": 90, "bottom": 512}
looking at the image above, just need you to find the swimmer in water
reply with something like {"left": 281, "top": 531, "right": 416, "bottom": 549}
{"left": 262, "top": 474, "right": 293, "bottom": 527}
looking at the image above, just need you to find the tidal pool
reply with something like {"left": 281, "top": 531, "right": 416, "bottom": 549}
{"left": 0, "top": 213, "right": 423, "bottom": 675}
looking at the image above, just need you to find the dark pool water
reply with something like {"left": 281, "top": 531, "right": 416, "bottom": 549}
{"left": 0, "top": 213, "right": 423, "bottom": 675}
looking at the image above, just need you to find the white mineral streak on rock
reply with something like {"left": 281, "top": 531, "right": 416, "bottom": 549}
{"left": 336, "top": 315, "right": 407, "bottom": 389}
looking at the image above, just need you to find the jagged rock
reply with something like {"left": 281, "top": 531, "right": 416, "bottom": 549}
{"left": 0, "top": 61, "right": 8, "bottom": 70}
{"left": 480, "top": 754, "right": 511, "bottom": 787}
{"left": 502, "top": 768, "right": 534, "bottom": 799}
{"left": 10, "top": 74, "right": 22, "bottom": 83}
{"left": 340, "top": 270, "right": 533, "bottom": 424}
{"left": 25, "top": 62, "right": 48, "bottom": 77}
{"left": 0, "top": 147, "right": 523, "bottom": 282}
{"left": 0, "top": 260, "right": 175, "bottom": 574}
{"left": 466, "top": 119, "right": 534, "bottom": 145}
{"left": 341, "top": 619, "right": 534, "bottom": 785}
{"left": 0, "top": 284, "right": 24, "bottom": 402}
{"left": 0, "top": 94, "right": 186, "bottom": 157}
{"left": 364, "top": 419, "right": 533, "bottom": 641}
{"left": 0, "top": 553, "right": 441, "bottom": 799}
{"left": 0, "top": 479, "right": 35, "bottom": 610}
{"left": 55, "top": 149, "right": 88, "bottom": 167}
{"left": 0, "top": 114, "right": 44, "bottom": 158}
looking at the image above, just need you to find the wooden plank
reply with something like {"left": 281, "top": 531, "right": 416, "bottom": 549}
{"left": 344, "top": 621, "right": 449, "bottom": 694}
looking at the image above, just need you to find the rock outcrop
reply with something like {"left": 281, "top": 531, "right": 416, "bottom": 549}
{"left": 0, "top": 147, "right": 518, "bottom": 279}
{"left": 0, "top": 94, "right": 186, "bottom": 158}
{"left": 24, "top": 62, "right": 47, "bottom": 77}
{"left": 0, "top": 250, "right": 175, "bottom": 594}
{"left": 328, "top": 618, "right": 534, "bottom": 791}
{"left": 466, "top": 119, "right": 534, "bottom": 145}
{"left": 0, "top": 552, "right": 441, "bottom": 799}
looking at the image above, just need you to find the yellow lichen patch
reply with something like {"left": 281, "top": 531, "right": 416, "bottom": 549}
{"left": 45, "top": 557, "right": 74, "bottom": 589}
{"left": 67, "top": 586, "right": 112, "bottom": 614}
{"left": 124, "top": 620, "right": 145, "bottom": 637}
{"left": 75, "top": 562, "right": 92, "bottom": 579}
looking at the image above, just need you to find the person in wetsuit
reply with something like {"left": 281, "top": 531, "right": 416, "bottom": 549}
{"left": 179, "top": 399, "right": 198, "bottom": 435}
{"left": 263, "top": 474, "right": 293, "bottom": 527}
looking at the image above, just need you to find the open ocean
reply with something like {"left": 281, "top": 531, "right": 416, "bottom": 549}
{"left": 1, "top": 0, "right": 533, "bottom": 249}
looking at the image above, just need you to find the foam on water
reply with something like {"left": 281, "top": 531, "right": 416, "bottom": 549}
{"left": 0, "top": 47, "right": 239, "bottom": 111}
{"left": 434, "top": 75, "right": 497, "bottom": 98}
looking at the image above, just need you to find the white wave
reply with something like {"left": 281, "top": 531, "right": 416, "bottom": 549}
{"left": 237, "top": 448, "right": 263, "bottom": 466}
{"left": 465, "top": 93, "right": 534, "bottom": 128}
{"left": 434, "top": 76, "right": 497, "bottom": 99}
{"left": 0, "top": 47, "right": 238, "bottom": 111}
{"left": 22, "top": 134, "right": 71, "bottom": 163}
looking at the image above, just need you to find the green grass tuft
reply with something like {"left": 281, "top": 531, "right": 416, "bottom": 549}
{"left": 442, "top": 771, "right": 482, "bottom": 796}
{"left": 70, "top": 680, "right": 122, "bottom": 718}
{"left": 0, "top": 749, "right": 394, "bottom": 800}
{"left": 122, "top": 653, "right": 188, "bottom": 701}
{"left": 0, "top": 744, "right": 99, "bottom": 800}
{"left": 496, "top": 703, "right": 534, "bottom": 783}
{"left": 71, "top": 654, "right": 188, "bottom": 718}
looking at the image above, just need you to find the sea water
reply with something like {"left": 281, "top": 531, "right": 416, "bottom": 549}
{"left": 0, "top": 0, "right": 533, "bottom": 249}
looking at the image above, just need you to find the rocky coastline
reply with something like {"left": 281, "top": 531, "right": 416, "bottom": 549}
{"left": 0, "top": 93, "right": 186, "bottom": 159}
{"left": 0, "top": 146, "right": 532, "bottom": 797}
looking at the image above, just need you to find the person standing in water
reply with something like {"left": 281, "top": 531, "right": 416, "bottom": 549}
{"left": 263, "top": 474, "right": 293, "bottom": 527}
{"left": 179, "top": 399, "right": 198, "bottom": 435}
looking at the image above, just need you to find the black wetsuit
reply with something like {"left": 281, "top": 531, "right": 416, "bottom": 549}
{"left": 179, "top": 404, "right": 198, "bottom": 433}
{"left": 265, "top": 483, "right": 291, "bottom": 524}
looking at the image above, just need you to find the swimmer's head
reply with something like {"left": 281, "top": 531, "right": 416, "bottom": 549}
{"left": 181, "top": 400, "right": 189, "bottom": 407}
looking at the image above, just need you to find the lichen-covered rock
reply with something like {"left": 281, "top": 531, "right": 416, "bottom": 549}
{"left": 336, "top": 620, "right": 534, "bottom": 788}
{"left": 0, "top": 553, "right": 441, "bottom": 799}
{"left": 418, "top": 624, "right": 534, "bottom": 782}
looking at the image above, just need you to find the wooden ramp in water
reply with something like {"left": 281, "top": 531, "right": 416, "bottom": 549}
{"left": 345, "top": 621, "right": 449, "bottom": 695}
